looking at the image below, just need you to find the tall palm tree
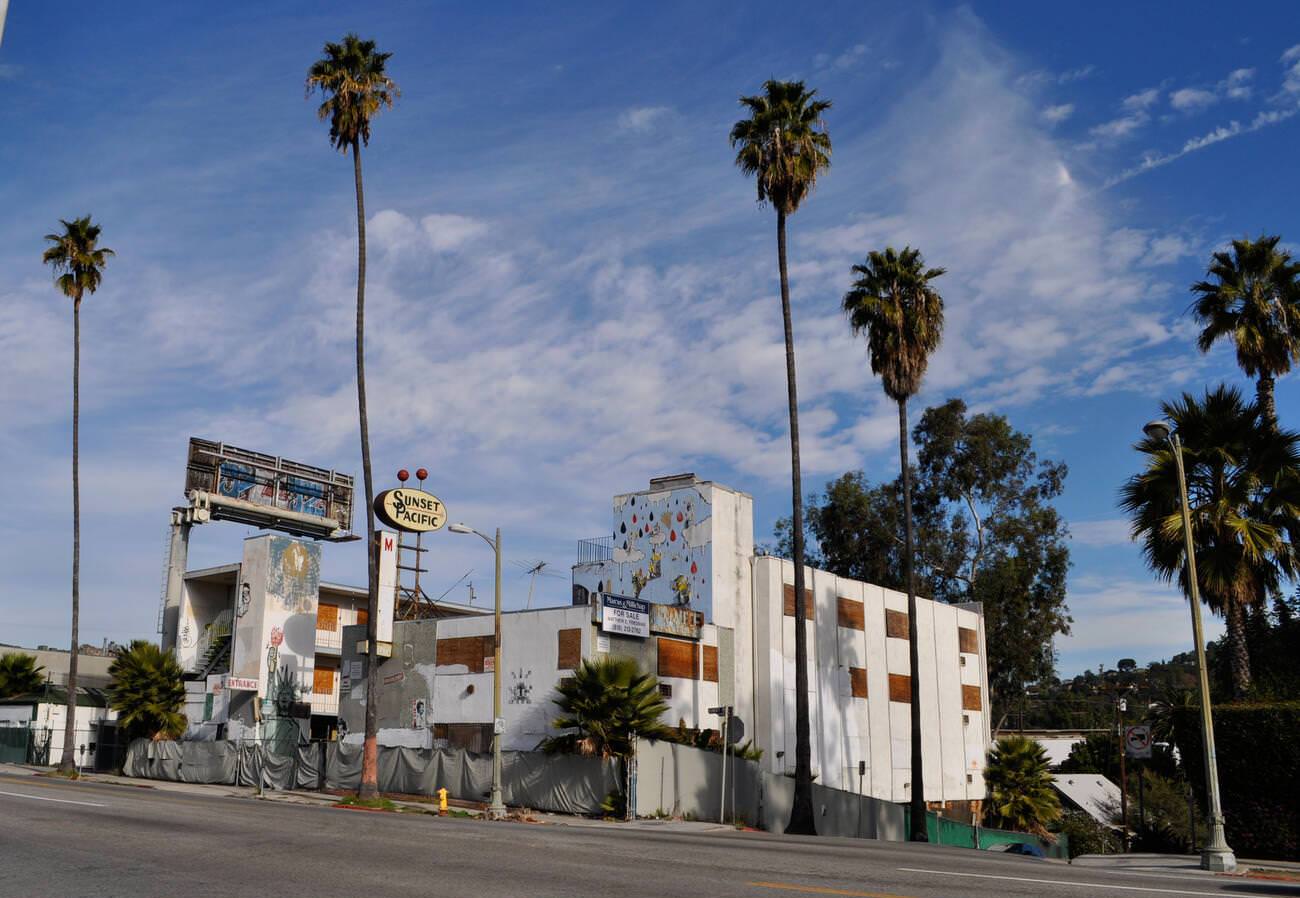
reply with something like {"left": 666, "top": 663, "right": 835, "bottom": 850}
{"left": 307, "top": 34, "right": 398, "bottom": 801}
{"left": 843, "top": 246, "right": 945, "bottom": 840}
{"left": 1120, "top": 385, "right": 1300, "bottom": 696}
{"left": 1190, "top": 235, "right": 1300, "bottom": 431}
{"left": 983, "top": 735, "right": 1061, "bottom": 836}
{"left": 42, "top": 216, "right": 113, "bottom": 774}
{"left": 730, "top": 79, "right": 831, "bottom": 836}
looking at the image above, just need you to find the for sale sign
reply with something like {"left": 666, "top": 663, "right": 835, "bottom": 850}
{"left": 601, "top": 593, "right": 650, "bottom": 638}
{"left": 1125, "top": 724, "right": 1153, "bottom": 759}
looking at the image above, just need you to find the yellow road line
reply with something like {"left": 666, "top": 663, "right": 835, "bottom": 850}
{"left": 750, "top": 881, "right": 916, "bottom": 898}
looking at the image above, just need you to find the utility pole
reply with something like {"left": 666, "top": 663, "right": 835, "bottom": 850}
{"left": 1117, "top": 693, "right": 1128, "bottom": 852}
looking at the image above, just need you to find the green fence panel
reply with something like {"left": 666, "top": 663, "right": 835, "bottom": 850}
{"left": 0, "top": 727, "right": 29, "bottom": 764}
{"left": 903, "top": 808, "right": 1070, "bottom": 860}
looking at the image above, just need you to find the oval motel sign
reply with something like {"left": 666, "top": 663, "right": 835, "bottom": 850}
{"left": 373, "top": 488, "right": 447, "bottom": 533}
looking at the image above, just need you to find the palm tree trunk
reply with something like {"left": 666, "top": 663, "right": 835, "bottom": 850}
{"left": 900, "top": 395, "right": 926, "bottom": 840}
{"left": 1257, "top": 374, "right": 1277, "bottom": 433}
{"left": 776, "top": 208, "right": 816, "bottom": 836}
{"left": 352, "top": 140, "right": 380, "bottom": 801}
{"left": 59, "top": 298, "right": 81, "bottom": 774}
{"left": 1225, "top": 599, "right": 1252, "bottom": 698}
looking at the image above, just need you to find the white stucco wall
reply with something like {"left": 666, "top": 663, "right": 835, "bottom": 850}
{"left": 751, "top": 556, "right": 990, "bottom": 805}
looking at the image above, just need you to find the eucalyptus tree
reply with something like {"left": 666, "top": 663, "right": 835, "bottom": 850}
{"left": 843, "top": 246, "right": 945, "bottom": 840}
{"left": 730, "top": 79, "right": 831, "bottom": 835}
{"left": 307, "top": 34, "right": 398, "bottom": 801}
{"left": 1121, "top": 385, "right": 1300, "bottom": 696}
{"left": 42, "top": 216, "right": 113, "bottom": 774}
{"left": 1190, "top": 235, "right": 1300, "bottom": 431}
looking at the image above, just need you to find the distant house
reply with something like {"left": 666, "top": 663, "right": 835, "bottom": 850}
{"left": 1052, "top": 773, "right": 1121, "bottom": 828}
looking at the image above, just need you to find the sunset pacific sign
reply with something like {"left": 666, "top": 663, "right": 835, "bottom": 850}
{"left": 373, "top": 487, "right": 447, "bottom": 533}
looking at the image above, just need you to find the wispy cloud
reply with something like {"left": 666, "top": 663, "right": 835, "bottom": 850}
{"left": 1017, "top": 63, "right": 1096, "bottom": 88}
{"left": 1104, "top": 52, "right": 1299, "bottom": 187}
{"left": 1070, "top": 518, "right": 1132, "bottom": 547}
{"left": 1042, "top": 103, "right": 1074, "bottom": 125}
{"left": 616, "top": 105, "right": 672, "bottom": 133}
{"left": 1169, "top": 87, "right": 1217, "bottom": 111}
{"left": 1089, "top": 87, "right": 1160, "bottom": 139}
{"left": 813, "top": 43, "right": 870, "bottom": 71}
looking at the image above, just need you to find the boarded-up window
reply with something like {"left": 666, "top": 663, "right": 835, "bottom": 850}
{"left": 355, "top": 608, "right": 369, "bottom": 627}
{"left": 962, "top": 684, "right": 982, "bottom": 711}
{"left": 316, "top": 603, "right": 339, "bottom": 632}
{"left": 849, "top": 667, "right": 868, "bottom": 699}
{"left": 657, "top": 638, "right": 699, "bottom": 680}
{"left": 437, "top": 635, "right": 492, "bottom": 673}
{"left": 837, "top": 597, "right": 865, "bottom": 631}
{"left": 888, "top": 673, "right": 912, "bottom": 703}
{"left": 885, "top": 609, "right": 909, "bottom": 639}
{"left": 783, "top": 584, "right": 815, "bottom": 619}
{"left": 557, "top": 628, "right": 581, "bottom": 670}
{"left": 958, "top": 626, "right": 979, "bottom": 655}
{"left": 312, "top": 666, "right": 335, "bottom": 696}
{"left": 702, "top": 644, "right": 719, "bottom": 682}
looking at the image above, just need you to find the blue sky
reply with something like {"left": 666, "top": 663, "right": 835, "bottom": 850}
{"left": 2, "top": 2, "right": 1298, "bottom": 676}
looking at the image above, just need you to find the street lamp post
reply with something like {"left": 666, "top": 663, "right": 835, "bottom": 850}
{"left": 448, "top": 522, "right": 506, "bottom": 821}
{"left": 1142, "top": 420, "right": 1236, "bottom": 872}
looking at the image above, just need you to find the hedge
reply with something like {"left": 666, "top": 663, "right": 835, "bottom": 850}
{"left": 1173, "top": 701, "right": 1300, "bottom": 861}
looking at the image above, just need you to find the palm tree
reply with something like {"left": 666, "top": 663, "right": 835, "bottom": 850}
{"left": 541, "top": 657, "right": 670, "bottom": 758}
{"left": 1120, "top": 386, "right": 1300, "bottom": 696}
{"left": 730, "top": 79, "right": 831, "bottom": 836}
{"left": 1190, "top": 235, "right": 1300, "bottom": 431}
{"left": 0, "top": 653, "right": 46, "bottom": 698}
{"left": 108, "top": 640, "right": 187, "bottom": 741}
{"left": 984, "top": 735, "right": 1061, "bottom": 835}
{"left": 42, "top": 216, "right": 113, "bottom": 774}
{"left": 843, "top": 246, "right": 945, "bottom": 841}
{"left": 307, "top": 34, "right": 398, "bottom": 801}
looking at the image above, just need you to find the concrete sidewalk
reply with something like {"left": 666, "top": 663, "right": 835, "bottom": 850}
{"left": 1073, "top": 852, "right": 1300, "bottom": 879}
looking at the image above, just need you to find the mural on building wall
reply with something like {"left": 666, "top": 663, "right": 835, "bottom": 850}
{"left": 573, "top": 485, "right": 714, "bottom": 621}
{"left": 229, "top": 535, "right": 320, "bottom": 739}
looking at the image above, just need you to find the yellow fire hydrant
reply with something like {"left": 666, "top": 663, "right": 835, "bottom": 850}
{"left": 437, "top": 787, "right": 449, "bottom": 816}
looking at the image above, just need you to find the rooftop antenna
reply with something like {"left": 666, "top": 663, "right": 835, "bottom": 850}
{"left": 514, "top": 559, "right": 564, "bottom": 609}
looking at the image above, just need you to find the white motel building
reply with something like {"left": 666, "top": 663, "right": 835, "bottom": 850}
{"left": 169, "top": 473, "right": 991, "bottom": 814}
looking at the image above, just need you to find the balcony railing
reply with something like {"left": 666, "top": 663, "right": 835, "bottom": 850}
{"left": 577, "top": 536, "right": 613, "bottom": 566}
{"left": 315, "top": 628, "right": 342, "bottom": 650}
{"left": 310, "top": 690, "right": 339, "bottom": 716}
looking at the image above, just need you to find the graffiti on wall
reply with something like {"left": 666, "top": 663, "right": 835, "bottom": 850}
{"left": 573, "top": 485, "right": 713, "bottom": 621}
{"left": 508, "top": 668, "right": 533, "bottom": 705}
{"left": 269, "top": 539, "right": 317, "bottom": 614}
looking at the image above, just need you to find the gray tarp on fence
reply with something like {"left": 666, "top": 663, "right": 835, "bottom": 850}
{"left": 634, "top": 737, "right": 905, "bottom": 840}
{"left": 177, "top": 741, "right": 238, "bottom": 785}
{"left": 125, "top": 738, "right": 619, "bottom": 816}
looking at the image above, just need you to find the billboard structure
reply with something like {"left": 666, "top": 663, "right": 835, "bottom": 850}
{"left": 184, "top": 438, "right": 354, "bottom": 540}
{"left": 160, "top": 438, "right": 355, "bottom": 654}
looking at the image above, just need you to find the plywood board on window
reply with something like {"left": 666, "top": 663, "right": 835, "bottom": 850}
{"left": 837, "top": 597, "right": 865, "bottom": 631}
{"left": 962, "top": 684, "right": 982, "bottom": 711}
{"left": 312, "top": 666, "right": 335, "bottom": 695}
{"left": 316, "top": 603, "right": 339, "bottom": 631}
{"left": 658, "top": 637, "right": 699, "bottom": 680}
{"left": 885, "top": 609, "right": 909, "bottom": 639}
{"left": 702, "top": 644, "right": 719, "bottom": 682}
{"left": 557, "top": 628, "right": 581, "bottom": 670}
{"left": 355, "top": 608, "right": 369, "bottom": 627}
{"left": 438, "top": 635, "right": 490, "bottom": 673}
{"left": 849, "top": 667, "right": 868, "bottom": 698}
{"left": 888, "top": 673, "right": 912, "bottom": 703}
{"left": 783, "top": 584, "right": 814, "bottom": 619}
{"left": 958, "top": 626, "right": 979, "bottom": 655}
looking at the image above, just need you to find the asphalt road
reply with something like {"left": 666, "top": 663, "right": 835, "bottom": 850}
{"left": 0, "top": 773, "right": 1294, "bottom": 898}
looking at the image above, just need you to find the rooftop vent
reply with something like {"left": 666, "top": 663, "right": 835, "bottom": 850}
{"left": 648, "top": 473, "right": 699, "bottom": 490}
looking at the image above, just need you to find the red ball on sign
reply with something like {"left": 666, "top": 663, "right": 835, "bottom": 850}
{"left": 397, "top": 469, "right": 410, "bottom": 482}
{"left": 416, "top": 468, "right": 429, "bottom": 481}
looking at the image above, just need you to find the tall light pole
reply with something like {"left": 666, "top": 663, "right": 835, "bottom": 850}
{"left": 1142, "top": 420, "right": 1235, "bottom": 872}
{"left": 448, "top": 522, "right": 506, "bottom": 820}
